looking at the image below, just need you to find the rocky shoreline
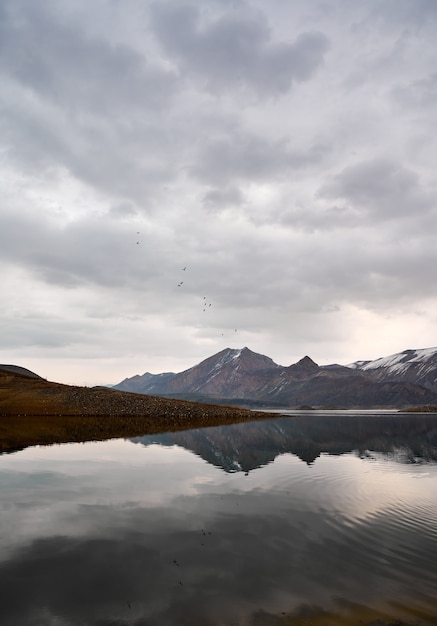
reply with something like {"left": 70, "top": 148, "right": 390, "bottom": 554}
{"left": 0, "top": 369, "right": 275, "bottom": 453}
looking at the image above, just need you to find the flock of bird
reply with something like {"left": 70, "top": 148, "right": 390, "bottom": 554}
{"left": 178, "top": 268, "right": 214, "bottom": 315}
{"left": 134, "top": 231, "right": 237, "bottom": 337}
{"left": 176, "top": 267, "right": 237, "bottom": 335}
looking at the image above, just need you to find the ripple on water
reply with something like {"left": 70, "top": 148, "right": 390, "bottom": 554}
{"left": 263, "top": 451, "right": 437, "bottom": 606}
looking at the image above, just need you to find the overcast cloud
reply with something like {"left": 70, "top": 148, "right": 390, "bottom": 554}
{"left": 1, "top": 0, "right": 437, "bottom": 385}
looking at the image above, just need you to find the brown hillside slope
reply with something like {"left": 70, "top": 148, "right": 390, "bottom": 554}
{"left": 0, "top": 369, "right": 274, "bottom": 453}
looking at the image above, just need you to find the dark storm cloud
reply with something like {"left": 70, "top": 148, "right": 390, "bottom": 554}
{"left": 0, "top": 0, "right": 330, "bottom": 207}
{"left": 391, "top": 72, "right": 437, "bottom": 112}
{"left": 0, "top": 0, "right": 176, "bottom": 115}
{"left": 371, "top": 0, "right": 437, "bottom": 25}
{"left": 0, "top": 208, "right": 172, "bottom": 291}
{"left": 0, "top": 0, "right": 186, "bottom": 205}
{"left": 318, "top": 158, "right": 434, "bottom": 222}
{"left": 109, "top": 200, "right": 140, "bottom": 218}
{"left": 151, "top": 3, "right": 330, "bottom": 96}
{"left": 2, "top": 97, "right": 179, "bottom": 206}
{"left": 202, "top": 185, "right": 244, "bottom": 211}
{"left": 0, "top": 314, "right": 92, "bottom": 349}
{"left": 192, "top": 132, "right": 328, "bottom": 185}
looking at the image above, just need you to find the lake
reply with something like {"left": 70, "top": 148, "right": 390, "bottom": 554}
{"left": 1, "top": 412, "right": 437, "bottom": 625}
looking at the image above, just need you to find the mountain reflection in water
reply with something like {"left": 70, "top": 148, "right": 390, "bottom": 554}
{"left": 0, "top": 413, "right": 437, "bottom": 625}
{"left": 133, "top": 412, "right": 437, "bottom": 469}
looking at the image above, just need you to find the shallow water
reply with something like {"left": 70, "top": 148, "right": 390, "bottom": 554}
{"left": 1, "top": 412, "right": 437, "bottom": 625}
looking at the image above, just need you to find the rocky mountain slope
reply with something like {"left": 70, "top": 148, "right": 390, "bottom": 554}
{"left": 113, "top": 346, "right": 437, "bottom": 409}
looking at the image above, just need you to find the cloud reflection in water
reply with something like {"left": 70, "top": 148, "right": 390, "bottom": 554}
{"left": 1, "top": 415, "right": 437, "bottom": 625}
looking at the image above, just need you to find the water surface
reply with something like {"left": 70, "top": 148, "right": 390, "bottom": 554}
{"left": 1, "top": 412, "right": 437, "bottom": 625}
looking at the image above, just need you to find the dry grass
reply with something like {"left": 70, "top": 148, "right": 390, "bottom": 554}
{"left": 0, "top": 370, "right": 274, "bottom": 453}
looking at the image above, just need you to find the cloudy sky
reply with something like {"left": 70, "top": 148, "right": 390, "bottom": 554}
{"left": 1, "top": 0, "right": 437, "bottom": 385}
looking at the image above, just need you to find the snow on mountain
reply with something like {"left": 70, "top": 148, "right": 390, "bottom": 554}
{"left": 348, "top": 347, "right": 437, "bottom": 393}
{"left": 349, "top": 347, "right": 437, "bottom": 370}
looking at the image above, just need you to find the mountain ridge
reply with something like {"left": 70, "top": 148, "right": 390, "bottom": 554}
{"left": 113, "top": 346, "right": 437, "bottom": 409}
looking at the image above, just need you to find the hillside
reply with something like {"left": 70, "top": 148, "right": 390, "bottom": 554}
{"left": 0, "top": 366, "right": 273, "bottom": 453}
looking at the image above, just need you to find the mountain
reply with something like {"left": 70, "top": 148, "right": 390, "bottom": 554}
{"left": 114, "top": 371, "right": 176, "bottom": 394}
{"left": 348, "top": 347, "right": 437, "bottom": 393}
{"left": 115, "top": 348, "right": 279, "bottom": 398}
{"left": 113, "top": 346, "right": 437, "bottom": 409}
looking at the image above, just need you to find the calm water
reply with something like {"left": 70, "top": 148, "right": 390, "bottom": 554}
{"left": 1, "top": 412, "right": 437, "bottom": 625}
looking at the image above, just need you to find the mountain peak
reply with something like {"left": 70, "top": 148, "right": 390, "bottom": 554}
{"left": 284, "top": 355, "right": 320, "bottom": 381}
{"left": 296, "top": 356, "right": 319, "bottom": 368}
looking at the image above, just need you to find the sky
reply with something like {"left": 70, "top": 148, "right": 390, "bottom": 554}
{"left": 1, "top": 0, "right": 437, "bottom": 386}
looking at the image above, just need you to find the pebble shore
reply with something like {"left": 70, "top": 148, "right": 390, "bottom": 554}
{"left": 0, "top": 370, "right": 274, "bottom": 452}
